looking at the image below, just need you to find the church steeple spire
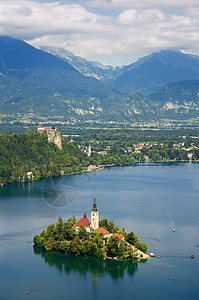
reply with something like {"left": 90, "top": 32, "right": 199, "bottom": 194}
{"left": 92, "top": 197, "right": 98, "bottom": 212}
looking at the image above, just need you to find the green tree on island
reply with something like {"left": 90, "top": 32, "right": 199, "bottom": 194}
{"left": 33, "top": 216, "right": 148, "bottom": 260}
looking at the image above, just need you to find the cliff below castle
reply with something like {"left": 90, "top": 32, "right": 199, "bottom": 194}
{"left": 0, "top": 130, "right": 87, "bottom": 185}
{"left": 37, "top": 126, "right": 62, "bottom": 150}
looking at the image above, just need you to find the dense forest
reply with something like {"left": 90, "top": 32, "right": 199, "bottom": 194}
{"left": 0, "top": 131, "right": 89, "bottom": 185}
{"left": 33, "top": 216, "right": 147, "bottom": 260}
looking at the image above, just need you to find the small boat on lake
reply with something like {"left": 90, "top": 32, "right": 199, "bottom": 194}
{"left": 147, "top": 253, "right": 155, "bottom": 257}
{"left": 173, "top": 228, "right": 175, "bottom": 233}
{"left": 190, "top": 255, "right": 195, "bottom": 259}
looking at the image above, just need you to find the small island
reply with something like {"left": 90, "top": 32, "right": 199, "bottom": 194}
{"left": 33, "top": 198, "right": 148, "bottom": 260}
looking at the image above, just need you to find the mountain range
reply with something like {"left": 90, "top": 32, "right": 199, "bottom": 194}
{"left": 40, "top": 46, "right": 123, "bottom": 84}
{"left": 111, "top": 50, "right": 199, "bottom": 96}
{"left": 41, "top": 46, "right": 199, "bottom": 96}
{"left": 0, "top": 36, "right": 199, "bottom": 123}
{"left": 0, "top": 36, "right": 119, "bottom": 122}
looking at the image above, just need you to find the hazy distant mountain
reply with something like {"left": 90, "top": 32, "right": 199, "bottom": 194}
{"left": 149, "top": 80, "right": 199, "bottom": 118}
{"left": 0, "top": 36, "right": 119, "bottom": 121}
{"left": 40, "top": 46, "right": 123, "bottom": 84}
{"left": 41, "top": 47, "right": 199, "bottom": 99}
{"left": 0, "top": 36, "right": 75, "bottom": 74}
{"left": 150, "top": 80, "right": 199, "bottom": 103}
{"left": 1, "top": 36, "right": 199, "bottom": 123}
{"left": 111, "top": 50, "right": 199, "bottom": 96}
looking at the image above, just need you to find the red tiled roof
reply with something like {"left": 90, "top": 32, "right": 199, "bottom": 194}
{"left": 112, "top": 233, "right": 124, "bottom": 239}
{"left": 44, "top": 126, "right": 54, "bottom": 130}
{"left": 38, "top": 125, "right": 57, "bottom": 130}
{"left": 95, "top": 227, "right": 110, "bottom": 235}
{"left": 75, "top": 216, "right": 90, "bottom": 227}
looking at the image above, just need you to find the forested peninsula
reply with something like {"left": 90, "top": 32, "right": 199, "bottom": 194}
{"left": 0, "top": 131, "right": 89, "bottom": 185}
{"left": 1, "top": 129, "right": 199, "bottom": 185}
{"left": 33, "top": 217, "right": 148, "bottom": 260}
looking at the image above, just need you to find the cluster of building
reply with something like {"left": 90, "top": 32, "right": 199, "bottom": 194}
{"left": 86, "top": 140, "right": 199, "bottom": 158}
{"left": 75, "top": 198, "right": 124, "bottom": 242}
{"left": 173, "top": 142, "right": 199, "bottom": 151}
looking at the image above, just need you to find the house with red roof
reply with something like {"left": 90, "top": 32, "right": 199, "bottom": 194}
{"left": 75, "top": 213, "right": 91, "bottom": 232}
{"left": 94, "top": 227, "right": 112, "bottom": 244}
{"left": 112, "top": 233, "right": 124, "bottom": 241}
{"left": 95, "top": 227, "right": 111, "bottom": 239}
{"left": 94, "top": 228, "right": 124, "bottom": 244}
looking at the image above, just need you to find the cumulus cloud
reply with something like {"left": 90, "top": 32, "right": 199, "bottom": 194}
{"left": 118, "top": 9, "right": 164, "bottom": 26}
{"left": 0, "top": 1, "right": 104, "bottom": 38}
{"left": 31, "top": 33, "right": 115, "bottom": 57}
{"left": 1, "top": 0, "right": 199, "bottom": 64}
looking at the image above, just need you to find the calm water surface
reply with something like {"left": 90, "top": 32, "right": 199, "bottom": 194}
{"left": 0, "top": 163, "right": 199, "bottom": 300}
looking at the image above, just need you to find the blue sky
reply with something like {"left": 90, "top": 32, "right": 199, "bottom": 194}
{"left": 1, "top": 0, "right": 199, "bottom": 65}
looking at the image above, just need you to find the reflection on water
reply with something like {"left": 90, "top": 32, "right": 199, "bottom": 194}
{"left": 33, "top": 246, "right": 141, "bottom": 281}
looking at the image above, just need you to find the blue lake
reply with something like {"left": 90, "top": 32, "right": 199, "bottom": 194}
{"left": 0, "top": 163, "right": 199, "bottom": 299}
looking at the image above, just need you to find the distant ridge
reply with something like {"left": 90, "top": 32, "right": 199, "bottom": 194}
{"left": 40, "top": 46, "right": 123, "bottom": 84}
{"left": 149, "top": 80, "right": 199, "bottom": 119}
{"left": 0, "top": 36, "right": 118, "bottom": 121}
{"left": 0, "top": 36, "right": 76, "bottom": 75}
{"left": 150, "top": 80, "right": 199, "bottom": 103}
{"left": 110, "top": 50, "right": 199, "bottom": 96}
{"left": 40, "top": 46, "right": 199, "bottom": 97}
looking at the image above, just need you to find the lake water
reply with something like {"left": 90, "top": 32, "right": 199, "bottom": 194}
{"left": 0, "top": 163, "right": 199, "bottom": 300}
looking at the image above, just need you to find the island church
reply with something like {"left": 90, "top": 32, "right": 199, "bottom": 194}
{"left": 75, "top": 198, "right": 99, "bottom": 232}
{"left": 75, "top": 198, "right": 125, "bottom": 241}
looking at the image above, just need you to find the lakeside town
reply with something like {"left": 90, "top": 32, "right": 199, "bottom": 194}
{"left": 75, "top": 131, "right": 199, "bottom": 163}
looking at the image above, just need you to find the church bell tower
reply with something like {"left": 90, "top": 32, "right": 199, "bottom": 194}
{"left": 91, "top": 198, "right": 99, "bottom": 230}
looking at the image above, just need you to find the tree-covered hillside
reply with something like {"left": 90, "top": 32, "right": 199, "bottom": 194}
{"left": 1, "top": 129, "right": 199, "bottom": 185}
{"left": 0, "top": 131, "right": 89, "bottom": 184}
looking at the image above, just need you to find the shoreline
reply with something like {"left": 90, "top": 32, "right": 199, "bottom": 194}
{"left": 1, "top": 160, "right": 199, "bottom": 186}
{"left": 34, "top": 245, "right": 149, "bottom": 262}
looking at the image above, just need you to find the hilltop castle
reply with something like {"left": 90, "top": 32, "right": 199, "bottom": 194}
{"left": 37, "top": 125, "right": 62, "bottom": 150}
{"left": 75, "top": 198, "right": 99, "bottom": 232}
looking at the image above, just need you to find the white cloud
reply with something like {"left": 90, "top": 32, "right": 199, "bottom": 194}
{"left": 1, "top": 0, "right": 199, "bottom": 65}
{"left": 118, "top": 9, "right": 164, "bottom": 26}
{"left": 31, "top": 33, "right": 115, "bottom": 57}
{"left": 85, "top": 0, "right": 199, "bottom": 10}
{"left": 0, "top": 1, "right": 103, "bottom": 37}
